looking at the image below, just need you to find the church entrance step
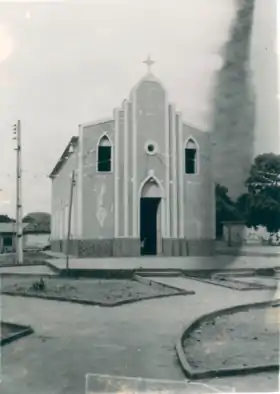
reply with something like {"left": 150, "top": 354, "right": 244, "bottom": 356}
{"left": 134, "top": 270, "right": 182, "bottom": 277}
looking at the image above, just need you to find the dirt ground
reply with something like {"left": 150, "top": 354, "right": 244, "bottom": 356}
{"left": 184, "top": 306, "right": 279, "bottom": 370}
{"left": 0, "top": 277, "right": 182, "bottom": 304}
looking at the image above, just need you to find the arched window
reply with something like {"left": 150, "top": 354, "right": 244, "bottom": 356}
{"left": 185, "top": 138, "right": 198, "bottom": 174}
{"left": 97, "top": 135, "right": 112, "bottom": 172}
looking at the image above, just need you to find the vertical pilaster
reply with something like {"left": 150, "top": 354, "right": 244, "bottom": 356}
{"left": 114, "top": 109, "right": 120, "bottom": 237}
{"left": 178, "top": 113, "right": 184, "bottom": 238}
{"left": 77, "top": 125, "right": 84, "bottom": 239}
{"left": 132, "top": 90, "right": 138, "bottom": 237}
{"left": 50, "top": 180, "right": 55, "bottom": 239}
{"left": 171, "top": 104, "right": 178, "bottom": 237}
{"left": 165, "top": 95, "right": 171, "bottom": 237}
{"left": 124, "top": 100, "right": 129, "bottom": 236}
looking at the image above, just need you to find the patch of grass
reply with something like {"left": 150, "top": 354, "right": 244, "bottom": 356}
{"left": 1, "top": 277, "right": 188, "bottom": 305}
{"left": 184, "top": 306, "right": 279, "bottom": 370}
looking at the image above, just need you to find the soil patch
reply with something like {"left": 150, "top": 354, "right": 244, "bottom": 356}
{"left": 184, "top": 306, "right": 279, "bottom": 371}
{"left": 186, "top": 272, "right": 277, "bottom": 291}
{"left": 0, "top": 276, "right": 185, "bottom": 305}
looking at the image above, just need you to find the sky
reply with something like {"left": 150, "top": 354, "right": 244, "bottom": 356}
{"left": 0, "top": 0, "right": 277, "bottom": 217}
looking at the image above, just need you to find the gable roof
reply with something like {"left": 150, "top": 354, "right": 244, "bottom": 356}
{"left": 49, "top": 136, "right": 78, "bottom": 179}
{"left": 49, "top": 118, "right": 113, "bottom": 179}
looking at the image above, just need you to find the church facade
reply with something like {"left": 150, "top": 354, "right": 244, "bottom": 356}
{"left": 50, "top": 59, "right": 215, "bottom": 257}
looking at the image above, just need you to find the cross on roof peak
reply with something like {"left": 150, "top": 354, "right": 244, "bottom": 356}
{"left": 143, "top": 55, "right": 155, "bottom": 74}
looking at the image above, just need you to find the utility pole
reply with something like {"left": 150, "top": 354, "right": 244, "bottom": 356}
{"left": 66, "top": 170, "right": 75, "bottom": 274}
{"left": 13, "top": 120, "right": 23, "bottom": 264}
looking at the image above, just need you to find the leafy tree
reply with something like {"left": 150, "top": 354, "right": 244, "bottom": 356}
{"left": 0, "top": 214, "right": 15, "bottom": 222}
{"left": 215, "top": 184, "right": 241, "bottom": 238}
{"left": 243, "top": 154, "right": 280, "bottom": 233}
{"left": 23, "top": 212, "right": 51, "bottom": 233}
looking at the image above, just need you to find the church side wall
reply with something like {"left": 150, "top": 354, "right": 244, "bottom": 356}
{"left": 51, "top": 148, "right": 79, "bottom": 254}
{"left": 182, "top": 125, "right": 215, "bottom": 255}
{"left": 76, "top": 121, "right": 115, "bottom": 256}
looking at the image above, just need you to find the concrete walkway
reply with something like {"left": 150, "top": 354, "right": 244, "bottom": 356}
{"left": 0, "top": 264, "right": 55, "bottom": 276}
{"left": 1, "top": 279, "right": 278, "bottom": 394}
{"left": 46, "top": 254, "right": 280, "bottom": 273}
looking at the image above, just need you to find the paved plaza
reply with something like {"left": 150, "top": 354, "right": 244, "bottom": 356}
{"left": 1, "top": 275, "right": 278, "bottom": 394}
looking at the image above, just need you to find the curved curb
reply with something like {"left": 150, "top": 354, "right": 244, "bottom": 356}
{"left": 1, "top": 322, "right": 34, "bottom": 346}
{"left": 175, "top": 299, "right": 280, "bottom": 380}
{"left": 1, "top": 290, "right": 190, "bottom": 308}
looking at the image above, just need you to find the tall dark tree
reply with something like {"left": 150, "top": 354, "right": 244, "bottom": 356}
{"left": 211, "top": 0, "right": 256, "bottom": 199}
{"left": 215, "top": 184, "right": 241, "bottom": 238}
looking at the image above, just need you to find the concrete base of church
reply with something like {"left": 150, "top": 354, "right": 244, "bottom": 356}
{"left": 51, "top": 238, "right": 215, "bottom": 257}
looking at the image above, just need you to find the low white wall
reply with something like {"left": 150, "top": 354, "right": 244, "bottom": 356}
{"left": 24, "top": 233, "right": 50, "bottom": 249}
{"left": 223, "top": 224, "right": 280, "bottom": 246}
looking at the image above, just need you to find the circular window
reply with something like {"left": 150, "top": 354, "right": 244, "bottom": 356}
{"left": 145, "top": 141, "right": 158, "bottom": 155}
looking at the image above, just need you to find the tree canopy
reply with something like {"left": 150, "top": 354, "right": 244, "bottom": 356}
{"left": 0, "top": 214, "right": 15, "bottom": 223}
{"left": 23, "top": 212, "right": 51, "bottom": 233}
{"left": 233, "top": 154, "right": 280, "bottom": 233}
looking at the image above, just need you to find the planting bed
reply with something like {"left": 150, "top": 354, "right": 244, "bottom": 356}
{"left": 186, "top": 271, "right": 277, "bottom": 291}
{"left": 0, "top": 276, "right": 188, "bottom": 305}
{"left": 1, "top": 321, "right": 33, "bottom": 346}
{"left": 183, "top": 305, "right": 279, "bottom": 371}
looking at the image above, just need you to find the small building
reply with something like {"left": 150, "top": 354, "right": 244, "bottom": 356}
{"left": 0, "top": 222, "right": 28, "bottom": 253}
{"left": 23, "top": 220, "right": 50, "bottom": 250}
{"left": 0, "top": 223, "right": 16, "bottom": 253}
{"left": 49, "top": 58, "right": 216, "bottom": 257}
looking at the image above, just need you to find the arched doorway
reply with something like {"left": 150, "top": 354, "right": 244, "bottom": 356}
{"left": 139, "top": 176, "right": 164, "bottom": 255}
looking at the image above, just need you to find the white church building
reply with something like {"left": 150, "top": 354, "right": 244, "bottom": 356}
{"left": 50, "top": 57, "right": 215, "bottom": 257}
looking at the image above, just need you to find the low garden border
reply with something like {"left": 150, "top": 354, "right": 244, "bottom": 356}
{"left": 133, "top": 274, "right": 195, "bottom": 294}
{"left": 184, "top": 274, "right": 275, "bottom": 291}
{"left": 1, "top": 276, "right": 192, "bottom": 307}
{"left": 175, "top": 299, "right": 280, "bottom": 380}
{"left": 0, "top": 262, "right": 50, "bottom": 268}
{"left": 1, "top": 321, "right": 34, "bottom": 346}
